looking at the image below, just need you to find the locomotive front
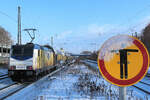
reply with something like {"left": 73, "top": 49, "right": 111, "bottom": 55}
{"left": 8, "top": 44, "right": 34, "bottom": 81}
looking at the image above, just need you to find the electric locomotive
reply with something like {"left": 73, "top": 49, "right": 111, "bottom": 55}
{"left": 8, "top": 43, "right": 56, "bottom": 81}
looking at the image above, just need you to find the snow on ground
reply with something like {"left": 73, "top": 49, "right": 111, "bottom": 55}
{"left": 0, "top": 66, "right": 13, "bottom": 89}
{"left": 127, "top": 76, "right": 150, "bottom": 100}
{"left": 141, "top": 76, "right": 150, "bottom": 83}
{"left": 0, "top": 68, "right": 8, "bottom": 75}
{"left": 33, "top": 64, "right": 119, "bottom": 100}
{"left": 127, "top": 86, "right": 150, "bottom": 100}
{"left": 6, "top": 64, "right": 119, "bottom": 100}
{"left": 147, "top": 68, "right": 150, "bottom": 75}
{"left": 0, "top": 78, "right": 14, "bottom": 89}
{"left": 82, "top": 60, "right": 150, "bottom": 100}
{"left": 4, "top": 63, "right": 150, "bottom": 100}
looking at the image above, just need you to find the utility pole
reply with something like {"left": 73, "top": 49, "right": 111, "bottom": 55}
{"left": 135, "top": 32, "right": 137, "bottom": 38}
{"left": 51, "top": 36, "right": 53, "bottom": 47}
{"left": 18, "top": 6, "right": 21, "bottom": 45}
{"left": 24, "top": 28, "right": 37, "bottom": 43}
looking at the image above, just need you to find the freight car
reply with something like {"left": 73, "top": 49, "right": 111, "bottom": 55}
{"left": 8, "top": 43, "right": 57, "bottom": 81}
{"left": 56, "top": 51, "right": 67, "bottom": 65}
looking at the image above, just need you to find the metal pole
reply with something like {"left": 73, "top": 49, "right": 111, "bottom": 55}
{"left": 119, "top": 87, "right": 126, "bottom": 100}
{"left": 51, "top": 36, "right": 53, "bottom": 47}
{"left": 17, "top": 6, "right": 19, "bottom": 44}
{"left": 18, "top": 6, "right": 21, "bottom": 45}
{"left": 20, "top": 7, "right": 21, "bottom": 44}
{"left": 135, "top": 32, "right": 137, "bottom": 38}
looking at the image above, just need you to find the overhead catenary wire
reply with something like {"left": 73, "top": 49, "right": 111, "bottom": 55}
{"left": 107, "top": 4, "right": 150, "bottom": 35}
{"left": 0, "top": 10, "right": 28, "bottom": 28}
{"left": 0, "top": 9, "right": 40, "bottom": 44}
{"left": 0, "top": 10, "right": 17, "bottom": 23}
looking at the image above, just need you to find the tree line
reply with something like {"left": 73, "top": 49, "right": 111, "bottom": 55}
{"left": 141, "top": 24, "right": 150, "bottom": 53}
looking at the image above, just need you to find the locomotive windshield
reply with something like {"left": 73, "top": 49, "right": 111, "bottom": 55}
{"left": 11, "top": 45, "right": 34, "bottom": 57}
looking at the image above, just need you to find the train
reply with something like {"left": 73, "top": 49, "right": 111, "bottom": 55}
{"left": 8, "top": 43, "right": 69, "bottom": 82}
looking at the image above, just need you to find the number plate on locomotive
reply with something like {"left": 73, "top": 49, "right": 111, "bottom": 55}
{"left": 16, "top": 66, "right": 26, "bottom": 70}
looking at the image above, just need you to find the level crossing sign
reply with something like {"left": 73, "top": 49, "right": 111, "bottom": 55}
{"left": 97, "top": 35, "right": 149, "bottom": 86}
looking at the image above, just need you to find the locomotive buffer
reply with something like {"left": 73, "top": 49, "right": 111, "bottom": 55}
{"left": 111, "top": 49, "right": 138, "bottom": 79}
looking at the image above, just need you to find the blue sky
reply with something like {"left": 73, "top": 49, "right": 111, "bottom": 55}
{"left": 0, "top": 0, "right": 150, "bottom": 53}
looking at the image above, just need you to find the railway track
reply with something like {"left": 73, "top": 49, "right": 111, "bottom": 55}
{"left": 0, "top": 83, "right": 17, "bottom": 91}
{"left": 132, "top": 80, "right": 150, "bottom": 95}
{"left": 85, "top": 60, "right": 97, "bottom": 64}
{"left": 139, "top": 81, "right": 150, "bottom": 86}
{"left": 132, "top": 85, "right": 150, "bottom": 94}
{"left": 0, "top": 64, "right": 72, "bottom": 100}
{"left": 2, "top": 66, "right": 67, "bottom": 100}
{"left": 0, "top": 74, "right": 8, "bottom": 77}
{"left": 0, "top": 74, "right": 8, "bottom": 80}
{"left": 0, "top": 83, "right": 29, "bottom": 100}
{"left": 146, "top": 74, "right": 150, "bottom": 77}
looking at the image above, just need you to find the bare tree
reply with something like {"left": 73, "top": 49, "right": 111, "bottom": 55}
{"left": 141, "top": 23, "right": 150, "bottom": 53}
{"left": 0, "top": 26, "right": 12, "bottom": 56}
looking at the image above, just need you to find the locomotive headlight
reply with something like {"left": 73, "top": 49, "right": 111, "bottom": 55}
{"left": 27, "top": 66, "right": 33, "bottom": 70}
{"left": 10, "top": 66, "right": 16, "bottom": 70}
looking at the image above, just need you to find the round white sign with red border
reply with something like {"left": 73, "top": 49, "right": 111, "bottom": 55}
{"left": 97, "top": 35, "right": 149, "bottom": 86}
